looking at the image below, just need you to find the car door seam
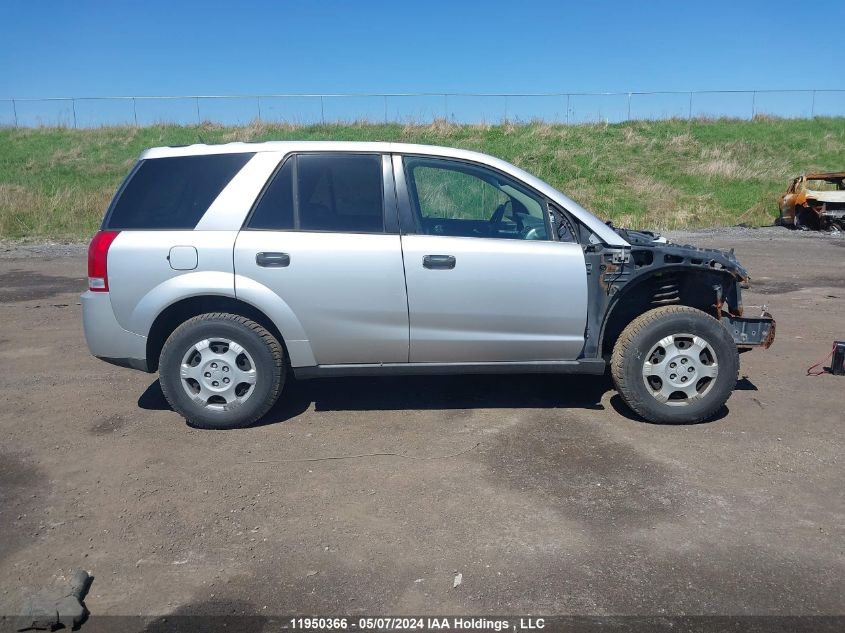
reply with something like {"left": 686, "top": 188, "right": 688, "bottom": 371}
{"left": 392, "top": 154, "right": 412, "bottom": 363}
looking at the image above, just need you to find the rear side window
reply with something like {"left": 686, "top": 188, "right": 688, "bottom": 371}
{"left": 105, "top": 153, "right": 254, "bottom": 229}
{"left": 248, "top": 158, "right": 294, "bottom": 230}
{"left": 247, "top": 153, "right": 384, "bottom": 233}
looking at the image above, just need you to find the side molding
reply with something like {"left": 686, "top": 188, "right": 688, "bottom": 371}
{"left": 294, "top": 359, "right": 607, "bottom": 379}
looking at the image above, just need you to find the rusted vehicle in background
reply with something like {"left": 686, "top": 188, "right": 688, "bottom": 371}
{"left": 778, "top": 172, "right": 845, "bottom": 231}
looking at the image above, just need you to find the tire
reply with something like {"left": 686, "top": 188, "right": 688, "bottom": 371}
{"left": 158, "top": 313, "right": 285, "bottom": 429}
{"left": 611, "top": 306, "right": 738, "bottom": 424}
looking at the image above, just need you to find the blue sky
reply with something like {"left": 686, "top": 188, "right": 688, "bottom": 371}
{"left": 2, "top": 0, "right": 844, "bottom": 125}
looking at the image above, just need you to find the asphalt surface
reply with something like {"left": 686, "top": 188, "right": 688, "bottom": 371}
{"left": 0, "top": 227, "right": 843, "bottom": 624}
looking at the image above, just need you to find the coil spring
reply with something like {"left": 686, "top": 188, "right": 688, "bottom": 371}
{"left": 652, "top": 275, "right": 680, "bottom": 305}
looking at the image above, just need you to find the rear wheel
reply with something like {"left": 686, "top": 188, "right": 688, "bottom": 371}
{"left": 611, "top": 306, "right": 738, "bottom": 424}
{"left": 159, "top": 313, "right": 285, "bottom": 429}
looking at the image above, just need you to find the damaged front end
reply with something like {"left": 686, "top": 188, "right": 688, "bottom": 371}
{"left": 580, "top": 226, "right": 776, "bottom": 360}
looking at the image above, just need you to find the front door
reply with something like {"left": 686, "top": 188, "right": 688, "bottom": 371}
{"left": 396, "top": 155, "right": 588, "bottom": 363}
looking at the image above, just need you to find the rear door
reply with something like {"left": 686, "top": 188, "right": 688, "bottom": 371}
{"left": 234, "top": 153, "right": 409, "bottom": 365}
{"left": 396, "top": 154, "right": 588, "bottom": 363}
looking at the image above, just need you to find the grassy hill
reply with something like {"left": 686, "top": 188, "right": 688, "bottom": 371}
{"left": 1, "top": 117, "right": 843, "bottom": 240}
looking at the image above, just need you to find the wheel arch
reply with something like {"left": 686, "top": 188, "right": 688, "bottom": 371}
{"left": 146, "top": 295, "right": 290, "bottom": 373}
{"left": 598, "top": 267, "right": 738, "bottom": 358}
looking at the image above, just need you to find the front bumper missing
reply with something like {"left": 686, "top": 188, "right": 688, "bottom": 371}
{"left": 722, "top": 311, "right": 776, "bottom": 349}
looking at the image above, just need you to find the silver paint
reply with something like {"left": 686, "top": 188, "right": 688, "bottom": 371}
{"left": 234, "top": 231, "right": 410, "bottom": 365}
{"left": 84, "top": 141, "right": 627, "bottom": 372}
{"left": 401, "top": 235, "right": 588, "bottom": 362}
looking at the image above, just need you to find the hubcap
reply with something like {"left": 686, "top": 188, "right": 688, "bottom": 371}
{"left": 179, "top": 338, "right": 257, "bottom": 410}
{"left": 641, "top": 333, "right": 719, "bottom": 407}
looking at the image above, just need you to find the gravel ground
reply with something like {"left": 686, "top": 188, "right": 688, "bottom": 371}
{"left": 0, "top": 241, "right": 88, "bottom": 259}
{"left": 0, "top": 227, "right": 842, "bottom": 627}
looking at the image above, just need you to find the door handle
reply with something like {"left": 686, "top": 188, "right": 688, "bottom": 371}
{"left": 422, "top": 254, "right": 456, "bottom": 270}
{"left": 256, "top": 252, "right": 290, "bottom": 268}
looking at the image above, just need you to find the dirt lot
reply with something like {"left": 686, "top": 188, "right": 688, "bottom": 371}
{"left": 0, "top": 228, "right": 843, "bottom": 625}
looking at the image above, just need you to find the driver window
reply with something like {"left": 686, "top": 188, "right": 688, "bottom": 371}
{"left": 404, "top": 157, "right": 549, "bottom": 240}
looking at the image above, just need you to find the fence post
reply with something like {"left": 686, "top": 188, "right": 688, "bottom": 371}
{"left": 443, "top": 94, "right": 448, "bottom": 121}
{"left": 11, "top": 98, "right": 17, "bottom": 128}
{"left": 72, "top": 98, "right": 77, "bottom": 129}
{"left": 811, "top": 90, "right": 816, "bottom": 118}
{"left": 565, "top": 94, "right": 570, "bottom": 124}
{"left": 688, "top": 91, "right": 693, "bottom": 120}
{"left": 384, "top": 95, "right": 388, "bottom": 124}
{"left": 504, "top": 95, "right": 508, "bottom": 122}
{"left": 257, "top": 96, "right": 262, "bottom": 122}
{"left": 750, "top": 91, "right": 756, "bottom": 119}
{"left": 627, "top": 92, "right": 632, "bottom": 121}
{"left": 320, "top": 96, "right": 325, "bottom": 124}
{"left": 195, "top": 96, "right": 201, "bottom": 124}
{"left": 132, "top": 97, "right": 138, "bottom": 127}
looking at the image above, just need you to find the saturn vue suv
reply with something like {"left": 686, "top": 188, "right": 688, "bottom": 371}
{"left": 82, "top": 141, "right": 775, "bottom": 428}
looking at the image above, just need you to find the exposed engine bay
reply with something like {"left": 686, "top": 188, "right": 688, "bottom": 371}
{"left": 552, "top": 207, "right": 777, "bottom": 360}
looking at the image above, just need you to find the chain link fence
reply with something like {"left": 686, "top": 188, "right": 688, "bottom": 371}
{"left": 2, "top": 90, "right": 844, "bottom": 128}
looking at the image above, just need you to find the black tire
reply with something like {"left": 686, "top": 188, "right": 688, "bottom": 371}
{"left": 159, "top": 313, "right": 285, "bottom": 429}
{"left": 611, "top": 306, "right": 738, "bottom": 424}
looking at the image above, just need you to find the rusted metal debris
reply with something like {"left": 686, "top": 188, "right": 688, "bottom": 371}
{"left": 778, "top": 172, "right": 845, "bottom": 231}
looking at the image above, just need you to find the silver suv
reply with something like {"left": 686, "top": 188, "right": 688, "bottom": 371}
{"left": 82, "top": 142, "right": 775, "bottom": 428}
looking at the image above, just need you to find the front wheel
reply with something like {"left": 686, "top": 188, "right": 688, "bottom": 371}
{"left": 159, "top": 313, "right": 285, "bottom": 429}
{"left": 611, "top": 306, "right": 738, "bottom": 424}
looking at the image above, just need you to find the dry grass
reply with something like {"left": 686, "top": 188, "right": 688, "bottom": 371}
{"left": 0, "top": 183, "right": 113, "bottom": 239}
{"left": 221, "top": 121, "right": 296, "bottom": 143}
{"left": 619, "top": 175, "right": 712, "bottom": 230}
{"left": 666, "top": 132, "right": 695, "bottom": 151}
{"left": 528, "top": 122, "right": 561, "bottom": 140}
{"left": 622, "top": 127, "right": 646, "bottom": 147}
{"left": 400, "top": 118, "right": 457, "bottom": 139}
{"left": 50, "top": 146, "right": 84, "bottom": 164}
{"left": 686, "top": 146, "right": 791, "bottom": 181}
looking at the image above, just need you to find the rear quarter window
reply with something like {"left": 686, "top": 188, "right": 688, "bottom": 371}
{"left": 105, "top": 153, "right": 254, "bottom": 229}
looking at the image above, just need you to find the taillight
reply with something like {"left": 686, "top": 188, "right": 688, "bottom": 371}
{"left": 87, "top": 230, "right": 120, "bottom": 292}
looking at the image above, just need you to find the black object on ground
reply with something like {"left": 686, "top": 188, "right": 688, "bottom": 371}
{"left": 831, "top": 341, "right": 845, "bottom": 376}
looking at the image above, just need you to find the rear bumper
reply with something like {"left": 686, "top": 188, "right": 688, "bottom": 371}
{"left": 81, "top": 291, "right": 150, "bottom": 371}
